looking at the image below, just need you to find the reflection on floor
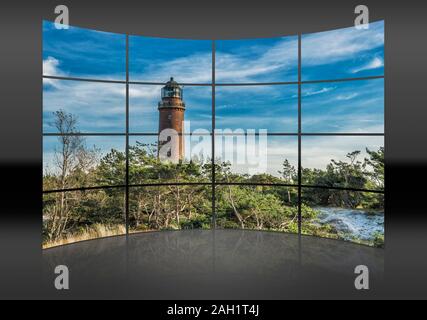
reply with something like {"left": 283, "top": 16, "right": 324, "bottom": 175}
{"left": 42, "top": 230, "right": 384, "bottom": 299}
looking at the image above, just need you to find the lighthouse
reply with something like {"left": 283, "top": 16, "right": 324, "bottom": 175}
{"left": 158, "top": 77, "right": 186, "bottom": 162}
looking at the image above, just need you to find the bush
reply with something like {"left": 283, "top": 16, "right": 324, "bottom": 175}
{"left": 373, "top": 232, "right": 384, "bottom": 248}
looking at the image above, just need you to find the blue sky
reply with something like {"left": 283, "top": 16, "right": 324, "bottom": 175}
{"left": 129, "top": 85, "right": 212, "bottom": 132}
{"left": 43, "top": 20, "right": 126, "bottom": 80}
{"left": 302, "top": 78, "right": 384, "bottom": 133}
{"left": 215, "top": 135, "right": 298, "bottom": 177}
{"left": 129, "top": 36, "right": 212, "bottom": 83}
{"left": 43, "top": 136, "right": 126, "bottom": 183}
{"left": 302, "top": 21, "right": 384, "bottom": 80}
{"left": 43, "top": 20, "right": 384, "bottom": 177}
{"left": 216, "top": 85, "right": 298, "bottom": 132}
{"left": 43, "top": 79, "right": 126, "bottom": 133}
{"left": 216, "top": 36, "right": 298, "bottom": 83}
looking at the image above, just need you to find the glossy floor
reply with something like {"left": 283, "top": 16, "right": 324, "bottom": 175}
{"left": 42, "top": 229, "right": 384, "bottom": 299}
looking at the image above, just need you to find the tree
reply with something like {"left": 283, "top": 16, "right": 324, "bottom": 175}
{"left": 364, "top": 147, "right": 384, "bottom": 190}
{"left": 279, "top": 159, "right": 297, "bottom": 203}
{"left": 44, "top": 110, "right": 98, "bottom": 242}
{"left": 43, "top": 110, "right": 385, "bottom": 247}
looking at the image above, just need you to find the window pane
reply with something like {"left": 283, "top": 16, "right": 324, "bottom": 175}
{"left": 216, "top": 185, "right": 299, "bottom": 233}
{"left": 301, "top": 188, "right": 384, "bottom": 247}
{"left": 129, "top": 185, "right": 212, "bottom": 233}
{"left": 43, "top": 188, "right": 125, "bottom": 248}
{"left": 43, "top": 79, "right": 125, "bottom": 133}
{"left": 129, "top": 85, "right": 211, "bottom": 133}
{"left": 129, "top": 36, "right": 212, "bottom": 83}
{"left": 302, "top": 78, "right": 384, "bottom": 133}
{"left": 43, "top": 20, "right": 126, "bottom": 80}
{"left": 216, "top": 85, "right": 298, "bottom": 133}
{"left": 302, "top": 20, "right": 384, "bottom": 81}
{"left": 302, "top": 136, "right": 384, "bottom": 191}
{"left": 215, "top": 135, "right": 298, "bottom": 183}
{"left": 216, "top": 36, "right": 298, "bottom": 83}
{"left": 129, "top": 136, "right": 212, "bottom": 184}
{"left": 43, "top": 136, "right": 126, "bottom": 190}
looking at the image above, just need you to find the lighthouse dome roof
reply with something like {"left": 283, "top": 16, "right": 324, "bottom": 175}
{"left": 165, "top": 77, "right": 180, "bottom": 87}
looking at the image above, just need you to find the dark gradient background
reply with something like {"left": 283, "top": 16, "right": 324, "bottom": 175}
{"left": 0, "top": 0, "right": 426, "bottom": 299}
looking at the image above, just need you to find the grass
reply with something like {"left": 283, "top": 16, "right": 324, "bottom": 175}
{"left": 43, "top": 221, "right": 384, "bottom": 249}
{"left": 43, "top": 223, "right": 126, "bottom": 249}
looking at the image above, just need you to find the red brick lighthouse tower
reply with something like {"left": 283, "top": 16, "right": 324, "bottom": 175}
{"left": 158, "top": 77, "right": 186, "bottom": 162}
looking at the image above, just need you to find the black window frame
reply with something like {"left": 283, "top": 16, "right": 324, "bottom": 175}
{"left": 42, "top": 24, "right": 385, "bottom": 245}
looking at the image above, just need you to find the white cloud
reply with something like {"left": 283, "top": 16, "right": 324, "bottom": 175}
{"left": 215, "top": 22, "right": 383, "bottom": 82}
{"left": 301, "top": 136, "right": 384, "bottom": 170}
{"left": 43, "top": 136, "right": 126, "bottom": 175}
{"left": 43, "top": 58, "right": 213, "bottom": 134}
{"left": 138, "top": 52, "right": 212, "bottom": 83}
{"left": 43, "top": 24, "right": 384, "bottom": 174}
{"left": 133, "top": 37, "right": 297, "bottom": 84}
{"left": 335, "top": 92, "right": 359, "bottom": 100}
{"left": 215, "top": 135, "right": 298, "bottom": 177}
{"left": 44, "top": 20, "right": 384, "bottom": 86}
{"left": 216, "top": 38, "right": 298, "bottom": 82}
{"left": 296, "top": 86, "right": 336, "bottom": 98}
{"left": 43, "top": 74, "right": 126, "bottom": 132}
{"left": 43, "top": 56, "right": 67, "bottom": 87}
{"left": 216, "top": 115, "right": 296, "bottom": 132}
{"left": 43, "top": 56, "right": 61, "bottom": 75}
{"left": 129, "top": 85, "right": 159, "bottom": 99}
{"left": 302, "top": 22, "right": 384, "bottom": 65}
{"left": 219, "top": 134, "right": 383, "bottom": 177}
{"left": 302, "top": 112, "right": 384, "bottom": 134}
{"left": 351, "top": 57, "right": 384, "bottom": 73}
